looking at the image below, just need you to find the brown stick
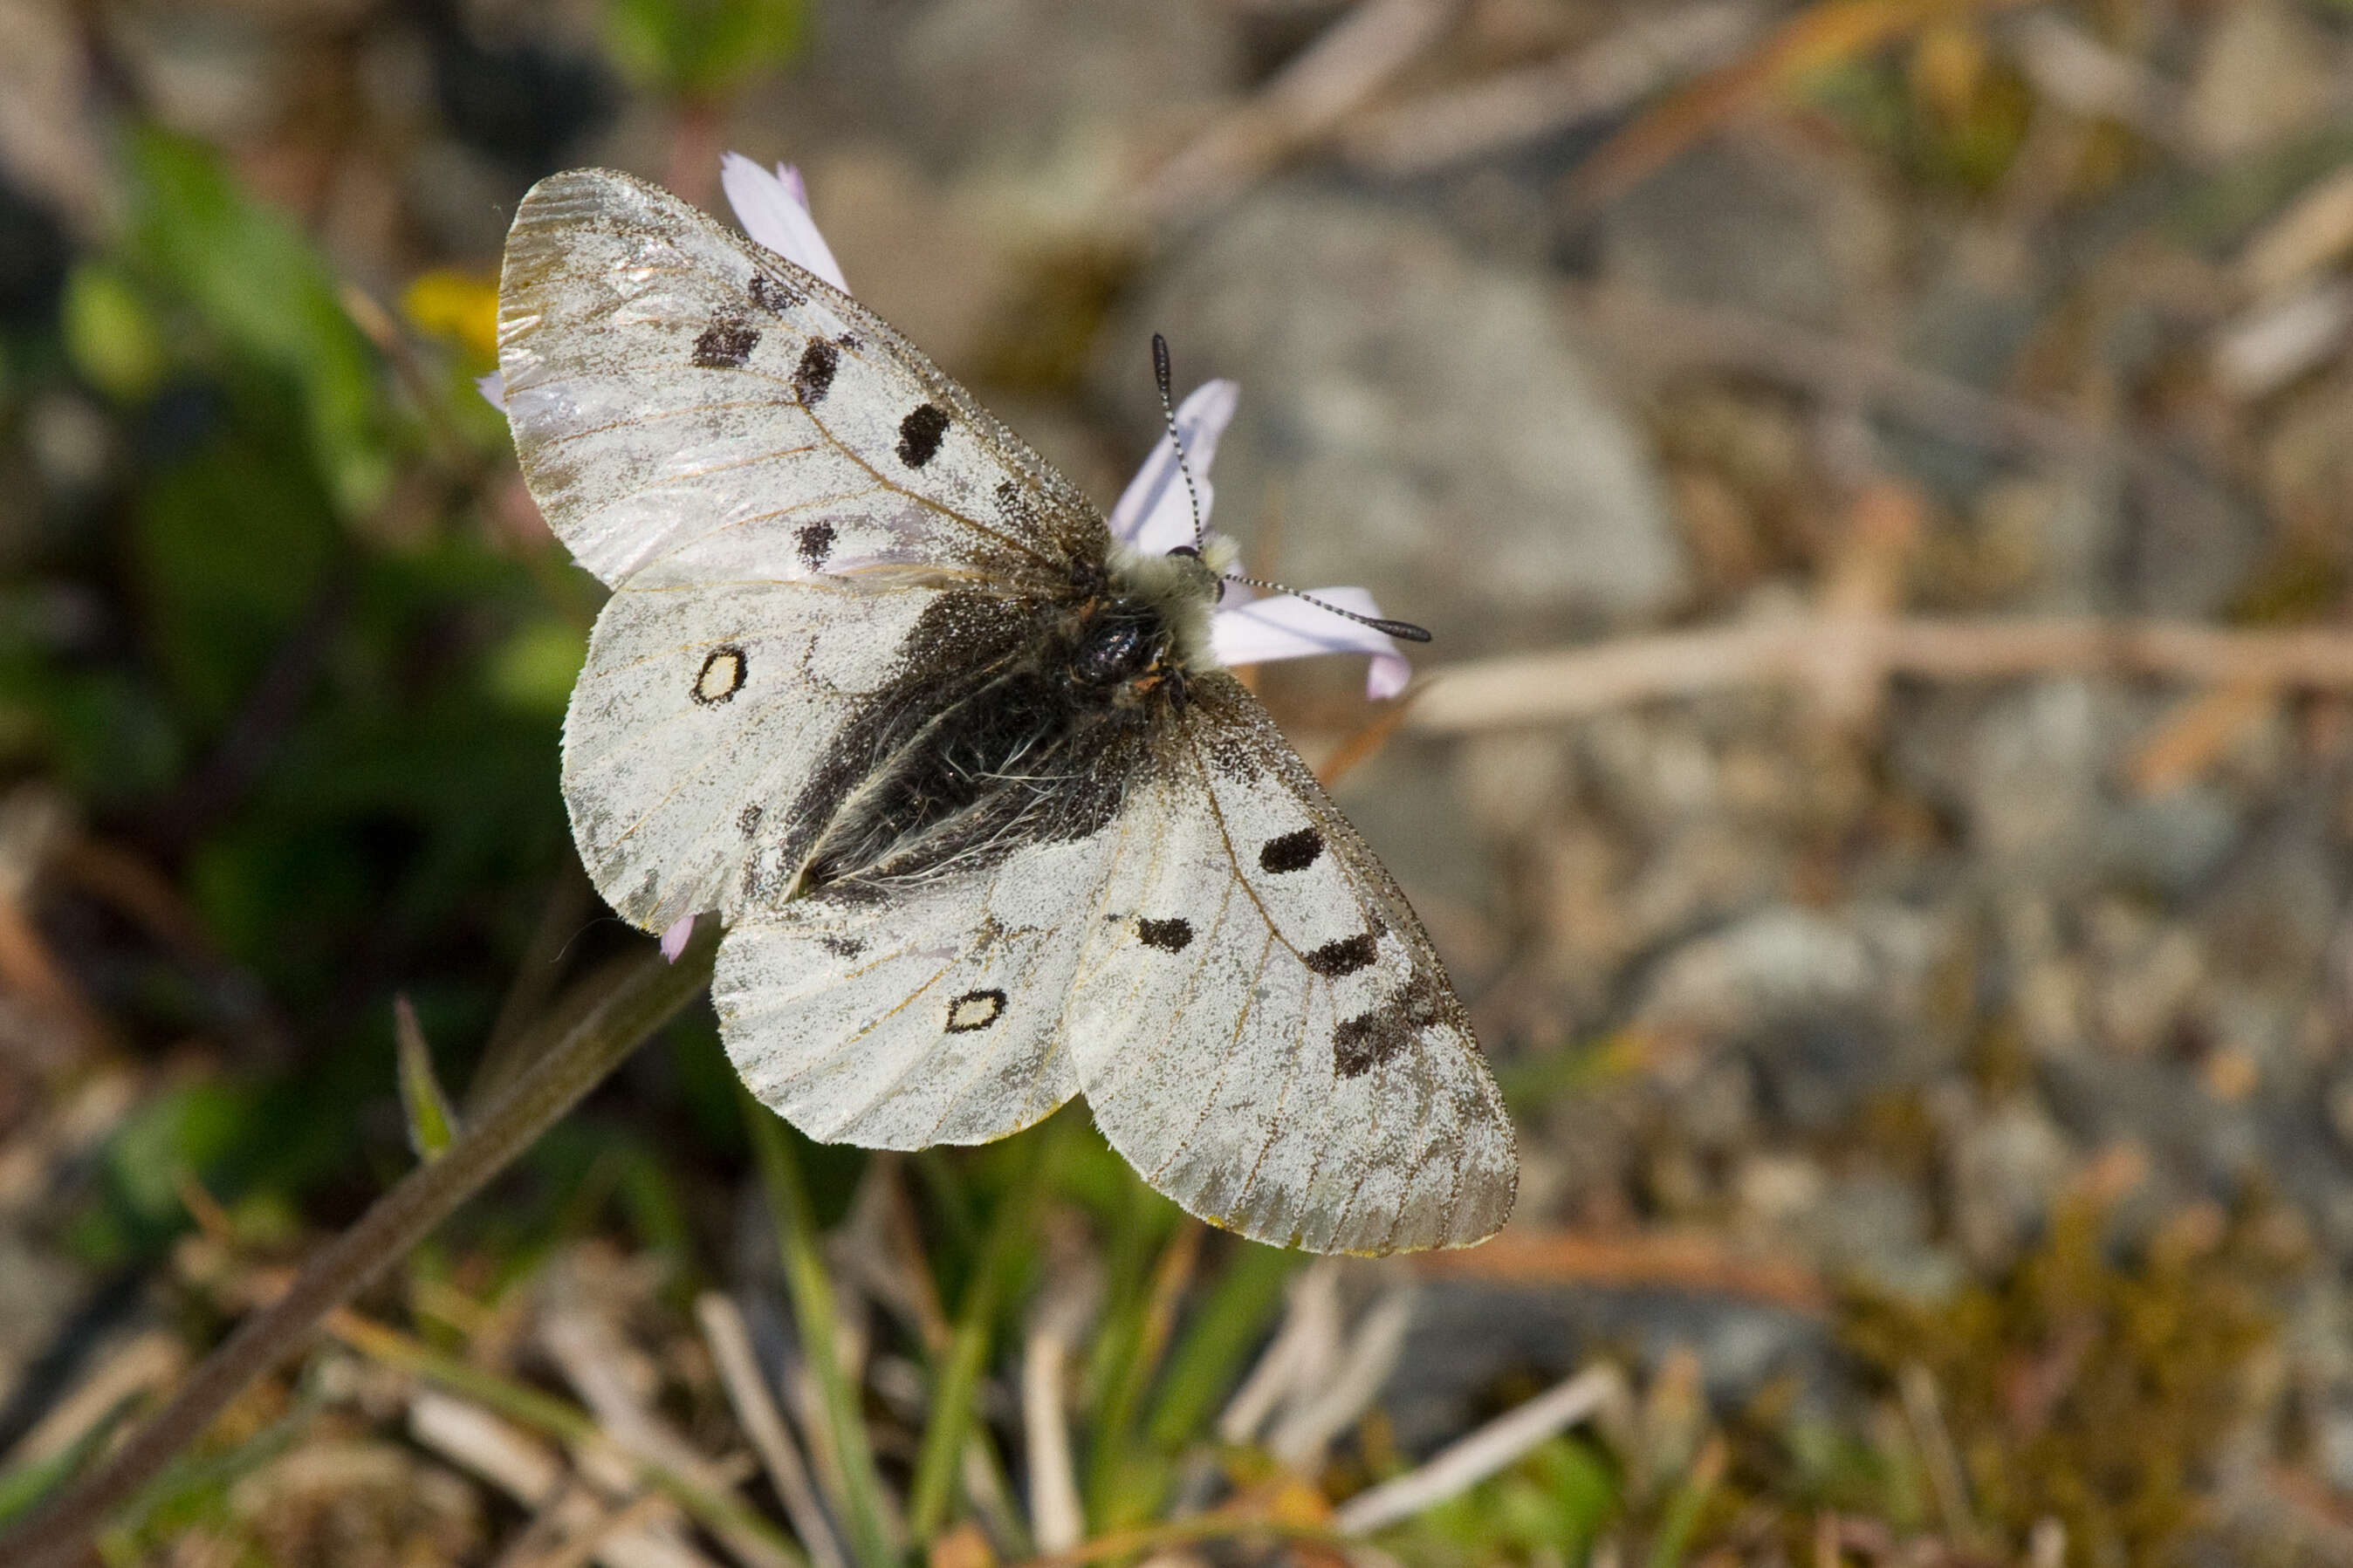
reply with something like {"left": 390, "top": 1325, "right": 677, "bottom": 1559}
{"left": 1406, "top": 618, "right": 2353, "bottom": 733}
{"left": 0, "top": 930, "right": 719, "bottom": 1568}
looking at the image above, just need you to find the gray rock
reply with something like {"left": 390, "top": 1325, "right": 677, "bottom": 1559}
{"left": 1633, "top": 902, "right": 1953, "bottom": 1045}
{"left": 825, "top": 0, "right": 1237, "bottom": 166}
{"left": 1101, "top": 185, "right": 1684, "bottom": 646}
{"left": 1960, "top": 677, "right": 2116, "bottom": 886}
{"left": 1382, "top": 1279, "right": 1837, "bottom": 1455}
{"left": 2101, "top": 786, "right": 2243, "bottom": 898}
{"left": 1946, "top": 1094, "right": 2074, "bottom": 1270}
{"left": 1595, "top": 139, "right": 1883, "bottom": 332}
{"left": 1800, "top": 1173, "right": 1963, "bottom": 1304}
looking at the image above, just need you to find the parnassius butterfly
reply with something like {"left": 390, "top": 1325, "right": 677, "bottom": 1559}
{"left": 497, "top": 166, "right": 1515, "bottom": 1253}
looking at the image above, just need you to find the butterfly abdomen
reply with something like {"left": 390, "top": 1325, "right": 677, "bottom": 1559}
{"left": 775, "top": 590, "right": 1176, "bottom": 898}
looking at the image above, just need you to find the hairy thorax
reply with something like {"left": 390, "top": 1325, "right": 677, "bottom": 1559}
{"left": 777, "top": 545, "right": 1225, "bottom": 899}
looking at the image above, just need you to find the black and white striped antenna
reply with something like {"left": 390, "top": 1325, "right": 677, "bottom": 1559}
{"left": 1149, "top": 333, "right": 1431, "bottom": 644}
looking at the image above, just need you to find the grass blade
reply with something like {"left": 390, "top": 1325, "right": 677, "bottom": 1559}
{"left": 745, "top": 1094, "right": 903, "bottom": 1568}
{"left": 907, "top": 1134, "right": 1053, "bottom": 1542}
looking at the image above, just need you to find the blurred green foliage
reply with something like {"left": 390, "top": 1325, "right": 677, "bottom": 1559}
{"left": 603, "top": 0, "right": 809, "bottom": 99}
{"left": 3, "top": 126, "right": 602, "bottom": 1283}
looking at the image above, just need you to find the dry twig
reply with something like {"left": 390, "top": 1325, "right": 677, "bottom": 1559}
{"left": 1407, "top": 617, "right": 2353, "bottom": 734}
{"left": 1135, "top": 0, "right": 1459, "bottom": 224}
{"left": 1412, "top": 1226, "right": 1828, "bottom": 1313}
{"left": 1340, "top": 1, "right": 1763, "bottom": 177}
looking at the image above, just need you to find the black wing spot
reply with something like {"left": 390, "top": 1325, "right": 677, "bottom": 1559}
{"left": 693, "top": 312, "right": 759, "bottom": 369}
{"left": 1333, "top": 970, "right": 1444, "bottom": 1078}
{"left": 797, "top": 519, "right": 836, "bottom": 572}
{"left": 1137, "top": 917, "right": 1194, "bottom": 952}
{"left": 693, "top": 645, "right": 748, "bottom": 705}
{"left": 897, "top": 403, "right": 950, "bottom": 469}
{"left": 1259, "top": 828, "right": 1324, "bottom": 873}
{"left": 738, "top": 803, "right": 764, "bottom": 837}
{"left": 820, "top": 933, "right": 864, "bottom": 959}
{"left": 748, "top": 273, "right": 805, "bottom": 312}
{"left": 945, "top": 988, "right": 1006, "bottom": 1033}
{"left": 792, "top": 339, "right": 839, "bottom": 406}
{"left": 1305, "top": 933, "right": 1377, "bottom": 977}
{"left": 1334, "top": 1012, "right": 1395, "bottom": 1078}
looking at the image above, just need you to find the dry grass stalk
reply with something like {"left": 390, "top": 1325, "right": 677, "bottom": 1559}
{"left": 1563, "top": 0, "right": 2037, "bottom": 211}
{"left": 540, "top": 1302, "right": 795, "bottom": 1568}
{"left": 697, "top": 1291, "right": 846, "bottom": 1568}
{"left": 1266, "top": 1285, "right": 1418, "bottom": 1466}
{"left": 1333, "top": 1365, "right": 1628, "bottom": 1536}
{"left": 1216, "top": 1259, "right": 1344, "bottom": 1446}
{"left": 408, "top": 1390, "right": 717, "bottom": 1568}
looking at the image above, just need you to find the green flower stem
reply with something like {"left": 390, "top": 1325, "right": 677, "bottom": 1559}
{"left": 907, "top": 1135, "right": 1051, "bottom": 1544}
{"left": 745, "top": 1093, "right": 904, "bottom": 1568}
{"left": 0, "top": 928, "right": 721, "bottom": 1568}
{"left": 327, "top": 1309, "right": 799, "bottom": 1565}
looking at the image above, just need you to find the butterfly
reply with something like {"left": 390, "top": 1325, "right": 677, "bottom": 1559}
{"left": 496, "top": 166, "right": 1515, "bottom": 1253}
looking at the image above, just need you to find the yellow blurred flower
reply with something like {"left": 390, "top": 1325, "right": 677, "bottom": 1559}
{"left": 401, "top": 269, "right": 499, "bottom": 365}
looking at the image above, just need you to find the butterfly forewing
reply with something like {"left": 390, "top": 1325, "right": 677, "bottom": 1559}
{"left": 1067, "top": 675, "right": 1515, "bottom": 1254}
{"left": 499, "top": 168, "right": 1101, "bottom": 591}
{"left": 505, "top": 168, "right": 1108, "bottom": 933}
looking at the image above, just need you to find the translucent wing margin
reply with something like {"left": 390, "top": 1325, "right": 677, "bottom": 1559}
{"left": 1067, "top": 675, "right": 1516, "bottom": 1255}
{"left": 497, "top": 167, "right": 1104, "bottom": 592}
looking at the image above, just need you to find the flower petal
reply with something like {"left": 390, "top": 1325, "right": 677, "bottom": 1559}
{"left": 720, "top": 152, "right": 849, "bottom": 293}
{"left": 477, "top": 369, "right": 506, "bottom": 410}
{"left": 660, "top": 912, "right": 697, "bottom": 963}
{"left": 1211, "top": 587, "right": 1411, "bottom": 700}
{"left": 1108, "top": 378, "right": 1238, "bottom": 553}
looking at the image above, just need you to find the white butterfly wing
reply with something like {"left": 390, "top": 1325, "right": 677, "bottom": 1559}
{"left": 1068, "top": 675, "right": 1516, "bottom": 1255}
{"left": 499, "top": 167, "right": 1100, "bottom": 591}
{"left": 712, "top": 832, "right": 1120, "bottom": 1147}
{"left": 562, "top": 578, "right": 942, "bottom": 930}
{"left": 501, "top": 168, "right": 1108, "bottom": 932}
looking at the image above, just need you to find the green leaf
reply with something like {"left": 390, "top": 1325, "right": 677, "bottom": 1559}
{"left": 745, "top": 1093, "right": 904, "bottom": 1568}
{"left": 487, "top": 619, "right": 588, "bottom": 713}
{"left": 394, "top": 995, "right": 459, "bottom": 1161}
{"left": 602, "top": 0, "right": 808, "bottom": 97}
{"left": 907, "top": 1130, "right": 1055, "bottom": 1542}
{"left": 126, "top": 127, "right": 394, "bottom": 515}
{"left": 59, "top": 263, "right": 168, "bottom": 401}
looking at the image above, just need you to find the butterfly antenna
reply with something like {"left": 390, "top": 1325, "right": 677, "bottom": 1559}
{"left": 1151, "top": 332, "right": 1209, "bottom": 547}
{"left": 1219, "top": 572, "right": 1435, "bottom": 643}
{"left": 1153, "top": 333, "right": 1433, "bottom": 646}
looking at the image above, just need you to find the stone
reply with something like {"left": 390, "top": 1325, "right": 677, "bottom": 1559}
{"left": 1100, "top": 184, "right": 1684, "bottom": 647}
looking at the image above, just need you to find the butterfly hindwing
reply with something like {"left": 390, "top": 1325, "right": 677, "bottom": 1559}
{"left": 499, "top": 167, "right": 1101, "bottom": 592}
{"left": 1067, "top": 674, "right": 1516, "bottom": 1255}
{"left": 712, "top": 832, "right": 1119, "bottom": 1147}
{"left": 563, "top": 577, "right": 948, "bottom": 931}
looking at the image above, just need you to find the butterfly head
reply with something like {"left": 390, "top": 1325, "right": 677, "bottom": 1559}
{"left": 1094, "top": 532, "right": 1228, "bottom": 691}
